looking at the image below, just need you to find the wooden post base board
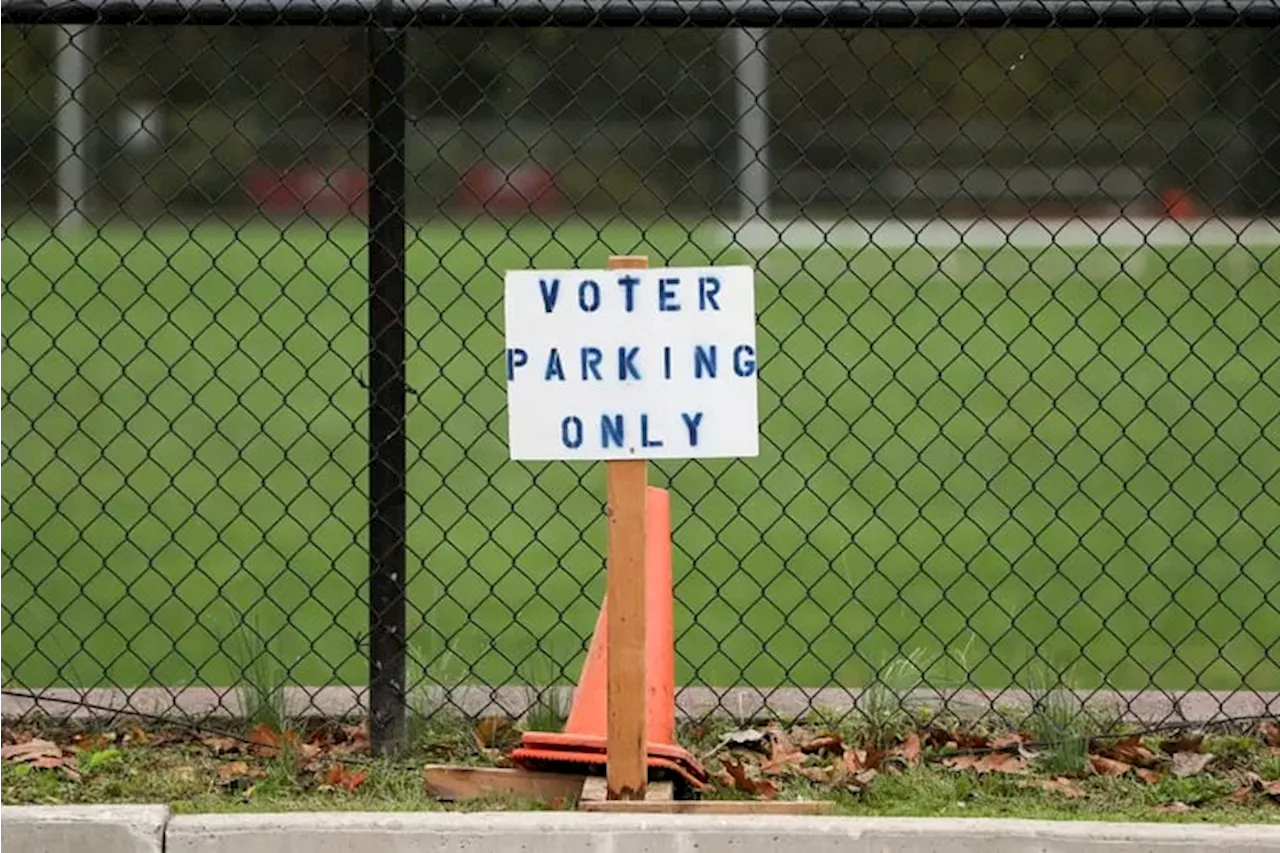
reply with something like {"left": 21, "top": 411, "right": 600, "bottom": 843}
{"left": 578, "top": 799, "right": 836, "bottom": 815}
{"left": 579, "top": 776, "right": 673, "bottom": 803}
{"left": 423, "top": 765, "right": 835, "bottom": 814}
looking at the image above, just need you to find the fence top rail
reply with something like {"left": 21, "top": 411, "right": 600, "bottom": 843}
{"left": 3, "top": 0, "right": 1278, "bottom": 27}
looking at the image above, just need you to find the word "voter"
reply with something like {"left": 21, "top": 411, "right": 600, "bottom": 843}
{"left": 535, "top": 273, "right": 724, "bottom": 314}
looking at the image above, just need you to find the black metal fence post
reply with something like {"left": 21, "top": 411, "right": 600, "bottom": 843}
{"left": 367, "top": 1, "right": 408, "bottom": 757}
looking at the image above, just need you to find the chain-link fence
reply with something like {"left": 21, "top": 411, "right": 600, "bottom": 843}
{"left": 3, "top": 1, "right": 1279, "bottom": 754}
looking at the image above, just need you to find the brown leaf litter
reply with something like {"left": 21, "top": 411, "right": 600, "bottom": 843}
{"left": 1019, "top": 777, "right": 1086, "bottom": 799}
{"left": 1088, "top": 755, "right": 1132, "bottom": 777}
{"left": 2, "top": 737, "right": 81, "bottom": 782}
{"left": 943, "top": 752, "right": 1027, "bottom": 775}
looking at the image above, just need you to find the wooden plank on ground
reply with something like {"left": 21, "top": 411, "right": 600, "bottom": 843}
{"left": 423, "top": 765, "right": 586, "bottom": 802}
{"left": 579, "top": 799, "right": 837, "bottom": 815}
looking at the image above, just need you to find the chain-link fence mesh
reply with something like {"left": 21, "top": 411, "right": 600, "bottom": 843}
{"left": 3, "top": 9, "right": 1278, "bottom": 738}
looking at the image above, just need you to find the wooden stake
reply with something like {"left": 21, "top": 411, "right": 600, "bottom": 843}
{"left": 606, "top": 254, "right": 649, "bottom": 801}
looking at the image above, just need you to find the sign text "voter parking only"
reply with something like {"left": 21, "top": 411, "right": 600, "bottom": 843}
{"left": 504, "top": 265, "right": 759, "bottom": 461}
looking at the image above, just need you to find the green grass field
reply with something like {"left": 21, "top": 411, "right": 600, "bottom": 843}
{"left": 3, "top": 218, "right": 1278, "bottom": 698}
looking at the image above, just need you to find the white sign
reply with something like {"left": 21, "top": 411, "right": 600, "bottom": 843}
{"left": 503, "top": 265, "right": 759, "bottom": 461}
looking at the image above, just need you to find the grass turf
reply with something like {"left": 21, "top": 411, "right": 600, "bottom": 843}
{"left": 3, "top": 728, "right": 1278, "bottom": 822}
{"left": 2, "top": 219, "right": 1278, "bottom": 698}
{"left": 5, "top": 754, "right": 1275, "bottom": 822}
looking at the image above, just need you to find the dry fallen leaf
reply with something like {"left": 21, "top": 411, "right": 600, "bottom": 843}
{"left": 247, "top": 723, "right": 280, "bottom": 752}
{"left": 245, "top": 722, "right": 281, "bottom": 753}
{"left": 768, "top": 726, "right": 797, "bottom": 757}
{"left": 798, "top": 766, "right": 833, "bottom": 784}
{"left": 247, "top": 724, "right": 302, "bottom": 758}
{"left": 1159, "top": 732, "right": 1204, "bottom": 756}
{"left": 843, "top": 768, "right": 878, "bottom": 792}
{"left": 1170, "top": 751, "right": 1214, "bottom": 778}
{"left": 922, "top": 727, "right": 955, "bottom": 748}
{"left": 947, "top": 753, "right": 983, "bottom": 768}
{"left": 1090, "top": 755, "right": 1131, "bottom": 777}
{"left": 200, "top": 736, "right": 241, "bottom": 755}
{"left": 71, "top": 732, "right": 116, "bottom": 753}
{"left": 1153, "top": 801, "right": 1195, "bottom": 814}
{"left": 760, "top": 757, "right": 801, "bottom": 776}
{"left": 327, "top": 725, "right": 371, "bottom": 757}
{"left": 1264, "top": 779, "right": 1280, "bottom": 799}
{"left": 217, "top": 761, "right": 253, "bottom": 786}
{"left": 863, "top": 745, "right": 889, "bottom": 772}
{"left": 760, "top": 727, "right": 804, "bottom": 775}
{"left": 976, "top": 752, "right": 1027, "bottom": 774}
{"left": 474, "top": 717, "right": 519, "bottom": 751}
{"left": 1106, "top": 734, "right": 1161, "bottom": 769}
{"left": 1229, "top": 785, "right": 1255, "bottom": 804}
{"left": 3, "top": 739, "right": 80, "bottom": 782}
{"left": 895, "top": 732, "right": 922, "bottom": 767}
{"left": 953, "top": 732, "right": 991, "bottom": 750}
{"left": 800, "top": 734, "right": 844, "bottom": 755}
{"left": 844, "top": 748, "right": 868, "bottom": 773}
{"left": 990, "top": 733, "right": 1025, "bottom": 750}
{"left": 29, "top": 754, "right": 82, "bottom": 782}
{"left": 1233, "top": 769, "right": 1264, "bottom": 787}
{"left": 322, "top": 763, "right": 369, "bottom": 792}
{"left": 1259, "top": 721, "right": 1280, "bottom": 748}
{"left": 306, "top": 725, "right": 337, "bottom": 748}
{"left": 717, "top": 729, "right": 768, "bottom": 752}
{"left": 721, "top": 760, "right": 777, "bottom": 799}
{"left": 943, "top": 752, "right": 1026, "bottom": 774}
{"left": 127, "top": 727, "right": 149, "bottom": 746}
{"left": 33, "top": 754, "right": 81, "bottom": 781}
{"left": 1136, "top": 768, "right": 1162, "bottom": 785}
{"left": 292, "top": 742, "right": 324, "bottom": 771}
{"left": 1020, "top": 777, "right": 1086, "bottom": 799}
{"left": 1045, "top": 777, "right": 1087, "bottom": 799}
{"left": 1, "top": 739, "right": 62, "bottom": 762}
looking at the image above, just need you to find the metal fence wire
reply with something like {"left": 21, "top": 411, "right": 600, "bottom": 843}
{"left": 3, "top": 1, "right": 1279, "bottom": 755}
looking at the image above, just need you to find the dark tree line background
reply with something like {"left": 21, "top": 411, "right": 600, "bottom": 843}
{"left": 3, "top": 25, "right": 1278, "bottom": 221}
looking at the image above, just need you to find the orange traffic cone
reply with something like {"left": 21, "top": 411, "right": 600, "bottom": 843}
{"left": 512, "top": 486, "right": 708, "bottom": 790}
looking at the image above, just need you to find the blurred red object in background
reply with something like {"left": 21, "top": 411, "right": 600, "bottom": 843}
{"left": 246, "top": 167, "right": 368, "bottom": 216}
{"left": 459, "top": 162, "right": 560, "bottom": 214}
{"left": 1161, "top": 187, "right": 1197, "bottom": 220}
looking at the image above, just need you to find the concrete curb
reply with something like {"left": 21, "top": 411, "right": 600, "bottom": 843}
{"left": 163, "top": 812, "right": 1280, "bottom": 853}
{"left": 4, "top": 807, "right": 1279, "bottom": 852}
{"left": 1, "top": 804, "right": 167, "bottom": 853}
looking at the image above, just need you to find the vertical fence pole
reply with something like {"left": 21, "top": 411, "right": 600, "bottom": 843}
{"left": 367, "top": 4, "right": 408, "bottom": 757}
{"left": 730, "top": 27, "right": 770, "bottom": 222}
{"left": 53, "top": 23, "right": 92, "bottom": 231}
